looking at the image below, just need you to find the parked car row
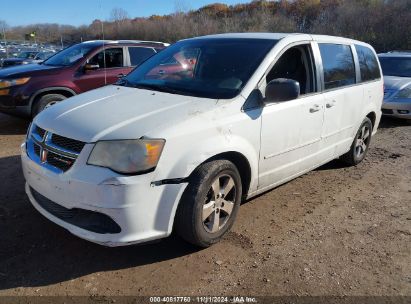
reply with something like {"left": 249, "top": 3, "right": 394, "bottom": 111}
{"left": 0, "top": 50, "right": 56, "bottom": 68}
{"left": 0, "top": 40, "right": 169, "bottom": 117}
{"left": 20, "top": 33, "right": 386, "bottom": 248}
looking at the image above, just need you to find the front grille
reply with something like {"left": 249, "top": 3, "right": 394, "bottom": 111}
{"left": 382, "top": 109, "right": 394, "bottom": 114}
{"left": 30, "top": 187, "right": 121, "bottom": 234}
{"left": 51, "top": 134, "right": 85, "bottom": 153}
{"left": 33, "top": 143, "right": 40, "bottom": 156}
{"left": 28, "top": 124, "right": 86, "bottom": 173}
{"left": 35, "top": 126, "right": 46, "bottom": 139}
{"left": 46, "top": 151, "right": 74, "bottom": 172}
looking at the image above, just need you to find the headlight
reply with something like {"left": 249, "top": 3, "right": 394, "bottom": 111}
{"left": 394, "top": 86, "right": 411, "bottom": 99}
{"left": 0, "top": 77, "right": 31, "bottom": 89}
{"left": 87, "top": 139, "right": 165, "bottom": 174}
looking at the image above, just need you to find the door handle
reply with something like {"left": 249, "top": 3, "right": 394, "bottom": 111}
{"left": 158, "top": 70, "right": 165, "bottom": 75}
{"left": 326, "top": 100, "right": 336, "bottom": 108}
{"left": 309, "top": 104, "right": 321, "bottom": 113}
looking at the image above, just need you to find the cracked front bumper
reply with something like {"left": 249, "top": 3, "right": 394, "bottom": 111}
{"left": 21, "top": 143, "right": 188, "bottom": 246}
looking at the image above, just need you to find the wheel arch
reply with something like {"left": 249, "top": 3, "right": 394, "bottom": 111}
{"left": 189, "top": 151, "right": 252, "bottom": 201}
{"left": 366, "top": 111, "right": 376, "bottom": 130}
{"left": 164, "top": 149, "right": 255, "bottom": 236}
{"left": 30, "top": 87, "right": 76, "bottom": 114}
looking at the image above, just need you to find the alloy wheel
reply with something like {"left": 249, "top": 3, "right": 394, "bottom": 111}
{"left": 202, "top": 174, "right": 236, "bottom": 233}
{"left": 355, "top": 124, "right": 371, "bottom": 158}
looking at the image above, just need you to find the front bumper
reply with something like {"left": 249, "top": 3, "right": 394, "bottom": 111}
{"left": 382, "top": 99, "right": 411, "bottom": 119}
{"left": 21, "top": 143, "right": 188, "bottom": 246}
{"left": 0, "top": 87, "right": 31, "bottom": 117}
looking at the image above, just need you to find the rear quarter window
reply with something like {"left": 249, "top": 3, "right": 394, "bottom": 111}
{"left": 129, "top": 47, "right": 156, "bottom": 66}
{"left": 319, "top": 43, "right": 356, "bottom": 90}
{"left": 355, "top": 45, "right": 381, "bottom": 82}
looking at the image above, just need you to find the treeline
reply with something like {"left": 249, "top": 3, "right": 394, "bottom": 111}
{"left": 2, "top": 0, "right": 411, "bottom": 52}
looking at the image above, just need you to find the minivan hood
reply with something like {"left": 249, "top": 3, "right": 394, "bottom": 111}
{"left": 35, "top": 85, "right": 218, "bottom": 142}
{"left": 384, "top": 75, "right": 411, "bottom": 91}
{"left": 0, "top": 63, "right": 61, "bottom": 78}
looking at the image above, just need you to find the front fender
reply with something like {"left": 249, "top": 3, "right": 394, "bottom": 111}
{"left": 154, "top": 130, "right": 260, "bottom": 235}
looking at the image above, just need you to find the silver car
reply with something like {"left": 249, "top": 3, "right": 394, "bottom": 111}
{"left": 378, "top": 52, "right": 411, "bottom": 119}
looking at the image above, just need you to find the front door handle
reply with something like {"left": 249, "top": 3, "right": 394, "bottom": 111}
{"left": 326, "top": 100, "right": 336, "bottom": 108}
{"left": 309, "top": 104, "right": 321, "bottom": 113}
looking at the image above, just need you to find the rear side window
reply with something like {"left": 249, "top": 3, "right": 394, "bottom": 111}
{"left": 129, "top": 47, "right": 156, "bottom": 66}
{"left": 355, "top": 45, "right": 381, "bottom": 82}
{"left": 319, "top": 44, "right": 356, "bottom": 90}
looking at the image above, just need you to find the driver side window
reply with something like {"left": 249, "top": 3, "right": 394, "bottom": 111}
{"left": 89, "top": 48, "right": 124, "bottom": 69}
{"left": 266, "top": 44, "right": 317, "bottom": 96}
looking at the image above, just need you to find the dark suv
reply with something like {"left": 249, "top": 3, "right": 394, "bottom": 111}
{"left": 0, "top": 40, "right": 168, "bottom": 117}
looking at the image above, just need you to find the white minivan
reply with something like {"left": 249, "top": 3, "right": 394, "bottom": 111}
{"left": 21, "top": 33, "right": 383, "bottom": 247}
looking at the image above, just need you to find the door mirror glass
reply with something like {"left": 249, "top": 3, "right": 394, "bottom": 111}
{"left": 265, "top": 78, "right": 300, "bottom": 103}
{"left": 84, "top": 63, "right": 100, "bottom": 71}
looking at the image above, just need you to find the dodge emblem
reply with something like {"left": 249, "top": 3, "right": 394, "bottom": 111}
{"left": 40, "top": 149, "right": 48, "bottom": 163}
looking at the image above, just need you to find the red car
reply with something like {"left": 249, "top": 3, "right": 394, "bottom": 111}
{"left": 146, "top": 49, "right": 197, "bottom": 80}
{"left": 0, "top": 40, "right": 168, "bottom": 117}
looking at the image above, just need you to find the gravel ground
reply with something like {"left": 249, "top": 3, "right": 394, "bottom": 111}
{"left": 0, "top": 113, "right": 409, "bottom": 298}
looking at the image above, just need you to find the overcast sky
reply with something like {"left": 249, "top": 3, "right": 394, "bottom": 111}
{"left": 1, "top": 0, "right": 252, "bottom": 27}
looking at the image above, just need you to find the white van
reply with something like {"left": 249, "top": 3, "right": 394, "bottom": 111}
{"left": 21, "top": 33, "right": 383, "bottom": 247}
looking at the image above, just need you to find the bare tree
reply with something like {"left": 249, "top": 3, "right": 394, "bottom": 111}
{"left": 0, "top": 20, "right": 8, "bottom": 39}
{"left": 110, "top": 7, "right": 129, "bottom": 22}
{"left": 174, "top": 0, "right": 191, "bottom": 14}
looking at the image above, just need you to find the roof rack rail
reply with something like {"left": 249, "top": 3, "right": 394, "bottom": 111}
{"left": 82, "top": 40, "right": 170, "bottom": 47}
{"left": 115, "top": 40, "right": 170, "bottom": 46}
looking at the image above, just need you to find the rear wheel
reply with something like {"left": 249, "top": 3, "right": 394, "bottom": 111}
{"left": 175, "top": 160, "right": 242, "bottom": 247}
{"left": 341, "top": 117, "right": 373, "bottom": 166}
{"left": 32, "top": 94, "right": 66, "bottom": 117}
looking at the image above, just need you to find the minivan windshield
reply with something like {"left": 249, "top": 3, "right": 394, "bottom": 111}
{"left": 43, "top": 43, "right": 96, "bottom": 67}
{"left": 379, "top": 57, "right": 411, "bottom": 77}
{"left": 121, "top": 38, "right": 277, "bottom": 99}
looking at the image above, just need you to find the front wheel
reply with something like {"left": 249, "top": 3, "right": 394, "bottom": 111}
{"left": 175, "top": 160, "right": 242, "bottom": 247}
{"left": 32, "top": 94, "right": 66, "bottom": 117}
{"left": 341, "top": 117, "right": 373, "bottom": 166}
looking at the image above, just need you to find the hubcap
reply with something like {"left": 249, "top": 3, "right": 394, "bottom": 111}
{"left": 355, "top": 125, "right": 370, "bottom": 158}
{"left": 44, "top": 101, "right": 59, "bottom": 109}
{"left": 202, "top": 174, "right": 236, "bottom": 233}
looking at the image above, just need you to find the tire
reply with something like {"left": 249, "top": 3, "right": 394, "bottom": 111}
{"left": 175, "top": 160, "right": 242, "bottom": 247}
{"left": 340, "top": 117, "right": 373, "bottom": 166}
{"left": 32, "top": 94, "right": 66, "bottom": 117}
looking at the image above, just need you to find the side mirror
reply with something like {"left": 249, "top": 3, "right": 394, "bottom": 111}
{"left": 84, "top": 63, "right": 99, "bottom": 71}
{"left": 265, "top": 78, "right": 300, "bottom": 103}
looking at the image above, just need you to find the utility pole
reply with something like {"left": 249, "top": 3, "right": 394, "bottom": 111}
{"left": 60, "top": 36, "right": 64, "bottom": 49}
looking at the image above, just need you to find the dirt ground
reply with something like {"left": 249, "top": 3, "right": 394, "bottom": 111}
{"left": 0, "top": 112, "right": 409, "bottom": 298}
